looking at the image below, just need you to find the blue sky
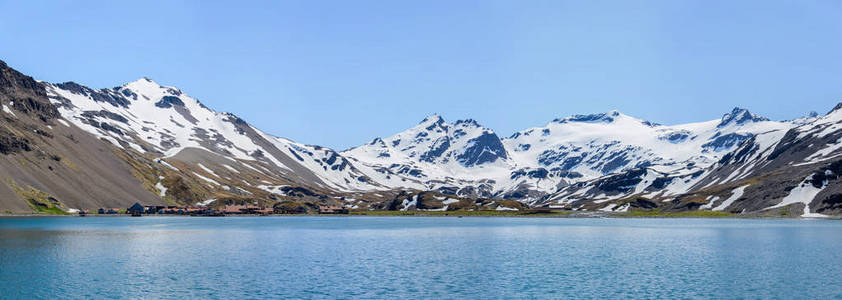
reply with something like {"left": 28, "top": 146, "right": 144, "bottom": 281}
{"left": 1, "top": 1, "right": 841, "bottom": 149}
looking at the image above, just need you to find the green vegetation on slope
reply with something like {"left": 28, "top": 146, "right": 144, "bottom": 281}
{"left": 5, "top": 179, "right": 68, "bottom": 215}
{"left": 618, "top": 210, "right": 733, "bottom": 218}
{"left": 350, "top": 210, "right": 571, "bottom": 217}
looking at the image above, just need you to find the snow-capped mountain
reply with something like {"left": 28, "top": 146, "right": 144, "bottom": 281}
{"left": 344, "top": 108, "right": 797, "bottom": 202}
{"left": 343, "top": 115, "right": 512, "bottom": 197}
{"left": 541, "top": 105, "right": 842, "bottom": 217}
{"left": 0, "top": 60, "right": 163, "bottom": 213}
{"left": 3, "top": 57, "right": 842, "bottom": 217}
{"left": 505, "top": 108, "right": 789, "bottom": 179}
{"left": 43, "top": 78, "right": 419, "bottom": 200}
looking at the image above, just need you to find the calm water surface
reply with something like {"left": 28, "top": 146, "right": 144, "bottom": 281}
{"left": 1, "top": 216, "right": 841, "bottom": 299}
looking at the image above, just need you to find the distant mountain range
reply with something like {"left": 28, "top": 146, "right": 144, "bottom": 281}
{"left": 1, "top": 58, "right": 840, "bottom": 216}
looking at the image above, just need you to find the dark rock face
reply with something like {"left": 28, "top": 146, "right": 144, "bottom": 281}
{"left": 702, "top": 133, "right": 752, "bottom": 152}
{"left": 510, "top": 168, "right": 547, "bottom": 180}
{"left": 718, "top": 136, "right": 760, "bottom": 165}
{"left": 455, "top": 183, "right": 495, "bottom": 198}
{"left": 765, "top": 128, "right": 828, "bottom": 164}
{"left": 323, "top": 151, "right": 349, "bottom": 171}
{"left": 0, "top": 59, "right": 61, "bottom": 154}
{"left": 414, "top": 192, "right": 445, "bottom": 210}
{"left": 456, "top": 131, "right": 507, "bottom": 167}
{"left": 155, "top": 96, "right": 185, "bottom": 108}
{"left": 818, "top": 193, "right": 842, "bottom": 214}
{"left": 0, "top": 128, "right": 32, "bottom": 154}
{"left": 389, "top": 164, "right": 424, "bottom": 178}
{"left": 420, "top": 137, "right": 450, "bottom": 162}
{"left": 288, "top": 148, "right": 305, "bottom": 161}
{"left": 594, "top": 169, "right": 647, "bottom": 194}
{"left": 279, "top": 186, "right": 319, "bottom": 197}
{"left": 809, "top": 160, "right": 842, "bottom": 188}
{"left": 117, "top": 87, "right": 138, "bottom": 100}
{"left": 368, "top": 138, "right": 385, "bottom": 147}
{"left": 510, "top": 167, "right": 582, "bottom": 181}
{"left": 553, "top": 111, "right": 619, "bottom": 123}
{"left": 659, "top": 130, "right": 690, "bottom": 143}
{"left": 648, "top": 177, "right": 674, "bottom": 190}
{"left": 54, "top": 81, "right": 86, "bottom": 94}
{"left": 422, "top": 115, "right": 447, "bottom": 131}
{"left": 453, "top": 119, "right": 480, "bottom": 127}
{"left": 0, "top": 60, "right": 59, "bottom": 122}
{"left": 717, "top": 107, "right": 769, "bottom": 128}
{"left": 629, "top": 198, "right": 658, "bottom": 209}
{"left": 538, "top": 145, "right": 584, "bottom": 169}
{"left": 97, "top": 122, "right": 124, "bottom": 135}
{"left": 55, "top": 82, "right": 131, "bottom": 108}
{"left": 599, "top": 152, "right": 631, "bottom": 173}
{"left": 223, "top": 113, "right": 249, "bottom": 127}
{"left": 80, "top": 110, "right": 128, "bottom": 123}
{"left": 807, "top": 161, "right": 842, "bottom": 214}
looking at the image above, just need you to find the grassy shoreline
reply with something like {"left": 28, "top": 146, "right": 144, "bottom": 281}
{"left": 615, "top": 210, "right": 735, "bottom": 218}
{"left": 2, "top": 210, "right": 838, "bottom": 219}
{"left": 348, "top": 210, "right": 573, "bottom": 217}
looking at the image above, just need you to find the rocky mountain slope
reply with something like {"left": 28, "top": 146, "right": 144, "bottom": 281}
{"left": 344, "top": 108, "right": 802, "bottom": 202}
{"left": 539, "top": 108, "right": 842, "bottom": 217}
{"left": 0, "top": 60, "right": 162, "bottom": 213}
{"left": 2, "top": 58, "right": 841, "bottom": 217}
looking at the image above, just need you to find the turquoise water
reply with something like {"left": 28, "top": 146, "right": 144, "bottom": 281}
{"left": 1, "top": 217, "right": 841, "bottom": 299}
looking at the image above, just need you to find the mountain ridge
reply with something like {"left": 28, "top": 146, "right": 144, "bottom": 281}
{"left": 2, "top": 58, "right": 842, "bottom": 217}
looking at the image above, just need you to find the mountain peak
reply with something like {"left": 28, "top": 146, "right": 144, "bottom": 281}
{"left": 453, "top": 118, "right": 482, "bottom": 128}
{"left": 786, "top": 111, "right": 820, "bottom": 125}
{"left": 417, "top": 114, "right": 447, "bottom": 132}
{"left": 717, "top": 107, "right": 769, "bottom": 128}
{"left": 122, "top": 77, "right": 164, "bottom": 91}
{"left": 129, "top": 77, "right": 157, "bottom": 85}
{"left": 419, "top": 114, "right": 443, "bottom": 124}
{"left": 828, "top": 102, "right": 842, "bottom": 115}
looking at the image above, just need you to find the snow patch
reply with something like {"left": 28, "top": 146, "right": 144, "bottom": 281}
{"left": 197, "top": 163, "right": 219, "bottom": 178}
{"left": 712, "top": 185, "right": 748, "bottom": 211}
{"left": 495, "top": 206, "right": 518, "bottom": 211}
{"left": 222, "top": 164, "right": 240, "bottom": 174}
{"left": 443, "top": 198, "right": 460, "bottom": 205}
{"left": 2, "top": 105, "right": 15, "bottom": 117}
{"left": 197, "top": 199, "right": 217, "bottom": 207}
{"left": 767, "top": 174, "right": 829, "bottom": 218}
{"left": 155, "top": 180, "right": 168, "bottom": 197}
{"left": 193, "top": 172, "right": 219, "bottom": 185}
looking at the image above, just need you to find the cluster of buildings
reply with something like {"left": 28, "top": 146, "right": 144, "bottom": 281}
{"left": 89, "top": 203, "right": 349, "bottom": 216}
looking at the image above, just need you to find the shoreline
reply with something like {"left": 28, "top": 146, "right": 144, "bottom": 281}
{"left": 1, "top": 211, "right": 839, "bottom": 220}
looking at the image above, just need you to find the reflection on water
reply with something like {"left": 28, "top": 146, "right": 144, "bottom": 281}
{"left": 1, "top": 217, "right": 841, "bottom": 298}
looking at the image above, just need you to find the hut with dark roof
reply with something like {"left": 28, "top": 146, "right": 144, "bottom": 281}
{"left": 127, "top": 202, "right": 145, "bottom": 216}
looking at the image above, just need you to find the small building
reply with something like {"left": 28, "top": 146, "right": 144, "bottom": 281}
{"left": 319, "top": 205, "right": 349, "bottom": 214}
{"left": 157, "top": 206, "right": 179, "bottom": 214}
{"left": 222, "top": 205, "right": 247, "bottom": 214}
{"left": 99, "top": 208, "right": 121, "bottom": 214}
{"left": 144, "top": 206, "right": 159, "bottom": 214}
{"left": 221, "top": 205, "right": 266, "bottom": 215}
{"left": 255, "top": 207, "right": 273, "bottom": 215}
{"left": 184, "top": 207, "right": 204, "bottom": 215}
{"left": 127, "top": 203, "right": 144, "bottom": 216}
